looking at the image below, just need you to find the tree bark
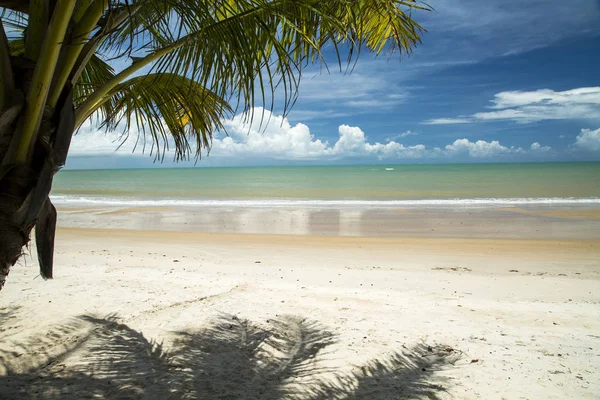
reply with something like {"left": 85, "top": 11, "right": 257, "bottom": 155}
{"left": 0, "top": 87, "right": 74, "bottom": 291}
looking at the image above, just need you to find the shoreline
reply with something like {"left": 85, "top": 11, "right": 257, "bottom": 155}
{"left": 51, "top": 197, "right": 600, "bottom": 208}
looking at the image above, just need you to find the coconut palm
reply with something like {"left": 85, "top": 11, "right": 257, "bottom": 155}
{"left": 0, "top": 0, "right": 427, "bottom": 290}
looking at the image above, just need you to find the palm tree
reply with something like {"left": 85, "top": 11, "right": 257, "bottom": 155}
{"left": 0, "top": 0, "right": 427, "bottom": 290}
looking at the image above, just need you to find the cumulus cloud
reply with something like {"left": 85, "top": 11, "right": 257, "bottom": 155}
{"left": 213, "top": 109, "right": 550, "bottom": 160}
{"left": 443, "top": 139, "right": 515, "bottom": 158}
{"left": 69, "top": 108, "right": 552, "bottom": 163}
{"left": 213, "top": 109, "right": 328, "bottom": 159}
{"left": 573, "top": 128, "right": 600, "bottom": 152}
{"left": 332, "top": 125, "right": 427, "bottom": 159}
{"left": 424, "top": 87, "right": 600, "bottom": 124}
{"left": 69, "top": 123, "right": 139, "bottom": 156}
{"left": 530, "top": 142, "right": 551, "bottom": 152}
{"left": 212, "top": 114, "right": 429, "bottom": 160}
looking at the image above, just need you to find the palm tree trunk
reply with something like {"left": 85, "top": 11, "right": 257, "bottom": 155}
{"left": 0, "top": 87, "right": 74, "bottom": 291}
{"left": 0, "top": 162, "right": 36, "bottom": 290}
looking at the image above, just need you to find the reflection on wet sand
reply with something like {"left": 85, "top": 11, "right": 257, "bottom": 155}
{"left": 57, "top": 205, "right": 600, "bottom": 239}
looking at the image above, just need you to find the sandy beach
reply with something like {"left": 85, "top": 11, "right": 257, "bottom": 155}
{"left": 1, "top": 205, "right": 599, "bottom": 399}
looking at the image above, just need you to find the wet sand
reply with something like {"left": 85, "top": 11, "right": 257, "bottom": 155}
{"left": 55, "top": 204, "right": 600, "bottom": 239}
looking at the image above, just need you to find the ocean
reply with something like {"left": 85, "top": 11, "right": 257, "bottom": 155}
{"left": 51, "top": 162, "right": 600, "bottom": 208}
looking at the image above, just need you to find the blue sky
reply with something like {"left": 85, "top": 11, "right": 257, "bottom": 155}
{"left": 67, "top": 0, "right": 600, "bottom": 169}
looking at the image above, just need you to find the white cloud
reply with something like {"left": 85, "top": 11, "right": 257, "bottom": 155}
{"left": 422, "top": 118, "right": 472, "bottom": 125}
{"left": 530, "top": 142, "right": 551, "bottom": 152}
{"left": 70, "top": 123, "right": 139, "bottom": 156}
{"left": 286, "top": 109, "right": 351, "bottom": 121}
{"left": 214, "top": 109, "right": 329, "bottom": 159}
{"left": 213, "top": 117, "right": 428, "bottom": 160}
{"left": 69, "top": 108, "right": 553, "bottom": 163}
{"left": 489, "top": 87, "right": 600, "bottom": 109}
{"left": 330, "top": 125, "right": 367, "bottom": 156}
{"left": 386, "top": 131, "right": 418, "bottom": 141}
{"left": 366, "top": 141, "right": 428, "bottom": 159}
{"left": 345, "top": 99, "right": 402, "bottom": 108}
{"left": 444, "top": 139, "right": 517, "bottom": 158}
{"left": 424, "top": 87, "right": 600, "bottom": 124}
{"left": 573, "top": 128, "right": 600, "bottom": 152}
{"left": 332, "top": 125, "right": 427, "bottom": 159}
{"left": 296, "top": 72, "right": 406, "bottom": 110}
{"left": 214, "top": 109, "right": 551, "bottom": 161}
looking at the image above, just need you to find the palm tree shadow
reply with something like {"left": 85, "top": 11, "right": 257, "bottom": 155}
{"left": 0, "top": 314, "right": 460, "bottom": 399}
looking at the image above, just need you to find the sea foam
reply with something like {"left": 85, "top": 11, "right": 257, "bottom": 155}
{"left": 50, "top": 195, "right": 600, "bottom": 208}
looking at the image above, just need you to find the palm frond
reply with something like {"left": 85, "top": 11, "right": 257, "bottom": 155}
{"left": 97, "top": 0, "right": 184, "bottom": 58}
{"left": 77, "top": 0, "right": 427, "bottom": 135}
{"left": 74, "top": 54, "right": 115, "bottom": 115}
{"left": 97, "top": 73, "right": 232, "bottom": 161}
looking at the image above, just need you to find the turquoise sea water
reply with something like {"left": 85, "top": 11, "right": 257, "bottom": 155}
{"left": 51, "top": 162, "right": 600, "bottom": 207}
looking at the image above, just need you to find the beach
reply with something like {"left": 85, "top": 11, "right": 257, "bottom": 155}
{"left": 1, "top": 0, "right": 598, "bottom": 397}
{"left": 1, "top": 203, "right": 599, "bottom": 399}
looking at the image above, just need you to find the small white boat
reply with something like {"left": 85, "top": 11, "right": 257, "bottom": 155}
{"left": 385, "top": 168, "right": 394, "bottom": 171}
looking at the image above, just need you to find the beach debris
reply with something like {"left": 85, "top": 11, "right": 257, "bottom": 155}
{"left": 173, "top": 259, "right": 180, "bottom": 262}
{"left": 255, "top": 261, "right": 261, "bottom": 263}
{"left": 509, "top": 269, "right": 519, "bottom": 273}
{"left": 432, "top": 266, "right": 472, "bottom": 273}
{"left": 470, "top": 359, "right": 479, "bottom": 363}
{"left": 441, "top": 346, "right": 455, "bottom": 353}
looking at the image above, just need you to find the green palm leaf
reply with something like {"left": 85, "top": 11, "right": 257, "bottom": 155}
{"left": 76, "top": 0, "right": 427, "bottom": 147}
{"left": 74, "top": 54, "right": 115, "bottom": 114}
{"left": 99, "top": 73, "right": 232, "bottom": 161}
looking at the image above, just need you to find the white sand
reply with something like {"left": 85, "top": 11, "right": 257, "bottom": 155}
{"left": 0, "top": 209, "right": 599, "bottom": 399}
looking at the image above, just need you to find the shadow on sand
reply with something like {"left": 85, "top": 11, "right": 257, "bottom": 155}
{"left": 0, "top": 314, "right": 460, "bottom": 399}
